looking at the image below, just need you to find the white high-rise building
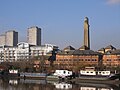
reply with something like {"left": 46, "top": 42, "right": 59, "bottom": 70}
{"left": 0, "top": 34, "right": 5, "bottom": 46}
{"left": 0, "top": 30, "right": 18, "bottom": 46}
{"left": 5, "top": 30, "right": 18, "bottom": 46}
{"left": 27, "top": 26, "right": 41, "bottom": 46}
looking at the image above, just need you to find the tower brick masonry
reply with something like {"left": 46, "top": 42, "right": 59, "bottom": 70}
{"left": 84, "top": 17, "right": 90, "bottom": 50}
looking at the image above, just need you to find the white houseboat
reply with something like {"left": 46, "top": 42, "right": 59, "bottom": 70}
{"left": 8, "top": 69, "right": 20, "bottom": 77}
{"left": 80, "top": 67, "right": 111, "bottom": 76}
{"left": 79, "top": 67, "right": 112, "bottom": 80}
{"left": 47, "top": 70, "right": 73, "bottom": 80}
{"left": 53, "top": 70, "right": 72, "bottom": 78}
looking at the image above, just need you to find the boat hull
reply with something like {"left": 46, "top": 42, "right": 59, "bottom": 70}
{"left": 46, "top": 75, "right": 59, "bottom": 81}
{"left": 20, "top": 72, "right": 46, "bottom": 79}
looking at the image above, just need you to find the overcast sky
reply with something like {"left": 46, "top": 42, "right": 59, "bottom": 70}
{"left": 0, "top": 0, "right": 120, "bottom": 50}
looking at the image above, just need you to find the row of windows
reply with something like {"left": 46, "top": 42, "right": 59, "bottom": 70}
{"left": 57, "top": 55, "right": 98, "bottom": 58}
{"left": 106, "top": 59, "right": 120, "bottom": 61}
{"left": 55, "top": 64, "right": 76, "bottom": 66}
{"left": 0, "top": 52, "right": 44, "bottom": 54}
{"left": 56, "top": 59, "right": 97, "bottom": 62}
{"left": 105, "top": 64, "right": 120, "bottom": 66}
{"left": 57, "top": 59, "right": 120, "bottom": 62}
{"left": 85, "top": 71, "right": 109, "bottom": 74}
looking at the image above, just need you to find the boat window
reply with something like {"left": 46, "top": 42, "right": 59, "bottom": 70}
{"left": 91, "top": 72, "right": 93, "bottom": 73}
{"left": 82, "top": 71, "right": 85, "bottom": 73}
{"left": 64, "top": 85, "right": 66, "bottom": 88}
{"left": 87, "top": 72, "right": 89, "bottom": 73}
{"left": 64, "top": 71, "right": 66, "bottom": 74}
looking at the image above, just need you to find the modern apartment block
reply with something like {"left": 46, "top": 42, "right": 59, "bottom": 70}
{"left": 5, "top": 30, "right": 18, "bottom": 46}
{"left": 27, "top": 26, "right": 41, "bottom": 46}
{"left": 0, "top": 43, "right": 58, "bottom": 62}
{"left": 0, "top": 31, "right": 18, "bottom": 46}
{"left": 0, "top": 34, "right": 5, "bottom": 46}
{"left": 0, "top": 26, "right": 55, "bottom": 62}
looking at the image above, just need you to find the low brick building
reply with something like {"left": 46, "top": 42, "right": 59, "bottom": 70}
{"left": 103, "top": 50, "right": 120, "bottom": 67}
{"left": 98, "top": 45, "right": 120, "bottom": 67}
{"left": 53, "top": 46, "right": 102, "bottom": 71}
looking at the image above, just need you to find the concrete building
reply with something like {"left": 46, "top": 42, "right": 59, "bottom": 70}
{"left": 0, "top": 30, "right": 18, "bottom": 46}
{"left": 0, "top": 45, "right": 17, "bottom": 62}
{"left": 84, "top": 17, "right": 90, "bottom": 50}
{"left": 5, "top": 30, "right": 18, "bottom": 46}
{"left": 0, "top": 43, "right": 58, "bottom": 62}
{"left": 27, "top": 26, "right": 41, "bottom": 46}
{"left": 0, "top": 34, "right": 5, "bottom": 46}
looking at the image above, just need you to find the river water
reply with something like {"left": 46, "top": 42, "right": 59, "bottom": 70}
{"left": 0, "top": 78, "right": 120, "bottom": 90}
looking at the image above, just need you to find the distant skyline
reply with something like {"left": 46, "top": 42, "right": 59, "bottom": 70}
{"left": 0, "top": 0, "right": 120, "bottom": 50}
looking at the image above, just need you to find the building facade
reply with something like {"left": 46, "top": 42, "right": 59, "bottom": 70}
{"left": 0, "top": 34, "right": 5, "bottom": 46}
{"left": 5, "top": 30, "right": 18, "bottom": 46}
{"left": 27, "top": 26, "right": 41, "bottom": 46}
{"left": 53, "top": 46, "right": 102, "bottom": 71}
{"left": 0, "top": 31, "right": 18, "bottom": 46}
{"left": 98, "top": 45, "right": 120, "bottom": 67}
{"left": 103, "top": 50, "right": 120, "bottom": 67}
{"left": 0, "top": 43, "right": 58, "bottom": 62}
{"left": 51, "top": 45, "right": 120, "bottom": 71}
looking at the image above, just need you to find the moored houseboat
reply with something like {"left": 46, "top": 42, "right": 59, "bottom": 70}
{"left": 79, "top": 67, "right": 112, "bottom": 80}
{"left": 53, "top": 70, "right": 73, "bottom": 78}
{"left": 20, "top": 72, "right": 47, "bottom": 79}
{"left": 2, "top": 69, "right": 20, "bottom": 78}
{"left": 46, "top": 70, "right": 73, "bottom": 81}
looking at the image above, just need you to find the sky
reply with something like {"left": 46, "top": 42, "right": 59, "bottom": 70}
{"left": 0, "top": 0, "right": 120, "bottom": 50}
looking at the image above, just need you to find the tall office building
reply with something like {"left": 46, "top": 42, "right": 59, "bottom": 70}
{"left": 0, "top": 34, "right": 5, "bottom": 46}
{"left": 27, "top": 26, "right": 41, "bottom": 46}
{"left": 84, "top": 17, "right": 90, "bottom": 50}
{"left": 5, "top": 31, "right": 18, "bottom": 46}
